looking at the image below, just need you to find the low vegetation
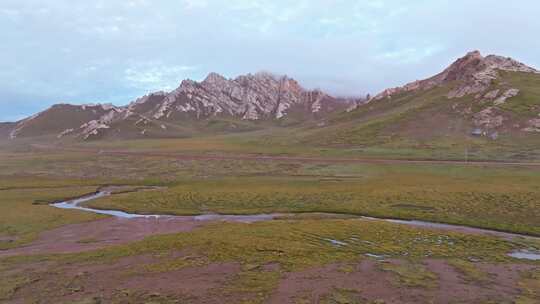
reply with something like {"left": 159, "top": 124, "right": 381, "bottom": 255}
{"left": 380, "top": 262, "right": 438, "bottom": 289}
{"left": 87, "top": 164, "right": 540, "bottom": 236}
{"left": 0, "top": 218, "right": 525, "bottom": 302}
{"left": 515, "top": 269, "right": 540, "bottom": 304}
{"left": 0, "top": 177, "right": 106, "bottom": 250}
{"left": 447, "top": 259, "right": 490, "bottom": 283}
{"left": 0, "top": 144, "right": 538, "bottom": 303}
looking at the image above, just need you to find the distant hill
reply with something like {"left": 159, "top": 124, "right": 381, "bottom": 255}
{"left": 295, "top": 51, "right": 540, "bottom": 159}
{"left": 4, "top": 72, "right": 353, "bottom": 141}
{"left": 7, "top": 104, "right": 114, "bottom": 139}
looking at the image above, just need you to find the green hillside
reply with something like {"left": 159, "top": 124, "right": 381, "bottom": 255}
{"left": 287, "top": 71, "right": 540, "bottom": 161}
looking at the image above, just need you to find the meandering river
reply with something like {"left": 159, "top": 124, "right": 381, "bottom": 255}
{"left": 51, "top": 190, "right": 540, "bottom": 261}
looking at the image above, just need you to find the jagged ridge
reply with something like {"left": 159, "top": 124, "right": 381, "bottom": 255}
{"left": 7, "top": 72, "right": 349, "bottom": 140}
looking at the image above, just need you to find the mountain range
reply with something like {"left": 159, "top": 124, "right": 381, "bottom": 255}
{"left": 3, "top": 51, "right": 540, "bottom": 152}
{"left": 5, "top": 72, "right": 356, "bottom": 140}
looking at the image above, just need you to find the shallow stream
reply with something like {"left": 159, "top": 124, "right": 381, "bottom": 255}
{"left": 52, "top": 190, "right": 540, "bottom": 260}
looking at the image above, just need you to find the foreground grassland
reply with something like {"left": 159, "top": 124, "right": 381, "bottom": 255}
{"left": 28, "top": 219, "right": 517, "bottom": 269}
{"left": 1, "top": 218, "right": 538, "bottom": 303}
{"left": 0, "top": 147, "right": 539, "bottom": 303}
{"left": 0, "top": 176, "right": 109, "bottom": 250}
{"left": 1, "top": 148, "right": 540, "bottom": 237}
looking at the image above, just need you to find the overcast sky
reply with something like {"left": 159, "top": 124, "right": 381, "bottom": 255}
{"left": 2, "top": 0, "right": 540, "bottom": 121}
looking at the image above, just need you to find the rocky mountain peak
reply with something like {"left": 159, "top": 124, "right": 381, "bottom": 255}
{"left": 444, "top": 51, "right": 538, "bottom": 98}
{"left": 129, "top": 71, "right": 346, "bottom": 122}
{"left": 371, "top": 50, "right": 539, "bottom": 101}
{"left": 252, "top": 71, "right": 280, "bottom": 80}
{"left": 202, "top": 72, "right": 227, "bottom": 85}
{"left": 437, "top": 50, "right": 485, "bottom": 83}
{"left": 439, "top": 51, "right": 537, "bottom": 83}
{"left": 463, "top": 50, "right": 483, "bottom": 61}
{"left": 483, "top": 54, "right": 539, "bottom": 73}
{"left": 178, "top": 79, "right": 198, "bottom": 90}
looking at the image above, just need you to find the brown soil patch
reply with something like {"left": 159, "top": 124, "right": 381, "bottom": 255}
{"left": 425, "top": 259, "right": 533, "bottom": 303}
{"left": 0, "top": 217, "right": 205, "bottom": 258}
{"left": 4, "top": 253, "right": 537, "bottom": 304}
{"left": 9, "top": 252, "right": 243, "bottom": 303}
{"left": 268, "top": 259, "right": 532, "bottom": 304}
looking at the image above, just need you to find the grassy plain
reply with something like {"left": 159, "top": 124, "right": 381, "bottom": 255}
{"left": 1, "top": 217, "right": 533, "bottom": 303}
{"left": 0, "top": 177, "right": 105, "bottom": 250}
{"left": 86, "top": 163, "right": 540, "bottom": 236}
{"left": 0, "top": 142, "right": 539, "bottom": 303}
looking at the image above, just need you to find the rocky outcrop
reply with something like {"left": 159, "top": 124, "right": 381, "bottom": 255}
{"left": 365, "top": 51, "right": 540, "bottom": 138}
{"left": 149, "top": 72, "right": 342, "bottom": 121}
{"left": 483, "top": 89, "right": 500, "bottom": 100}
{"left": 523, "top": 117, "right": 540, "bottom": 133}
{"left": 493, "top": 89, "right": 520, "bottom": 105}
{"left": 371, "top": 51, "right": 538, "bottom": 101}
{"left": 125, "top": 92, "right": 167, "bottom": 119}
{"left": 473, "top": 107, "right": 504, "bottom": 130}
{"left": 343, "top": 95, "right": 371, "bottom": 112}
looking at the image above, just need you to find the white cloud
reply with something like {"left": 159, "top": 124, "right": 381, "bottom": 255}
{"left": 125, "top": 64, "right": 198, "bottom": 91}
{"left": 0, "top": 8, "right": 21, "bottom": 21}
{"left": 379, "top": 45, "right": 444, "bottom": 64}
{"left": 183, "top": 0, "right": 208, "bottom": 10}
{"left": 0, "top": 8, "right": 20, "bottom": 15}
{"left": 1, "top": 0, "right": 540, "bottom": 120}
{"left": 126, "top": 0, "right": 150, "bottom": 8}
